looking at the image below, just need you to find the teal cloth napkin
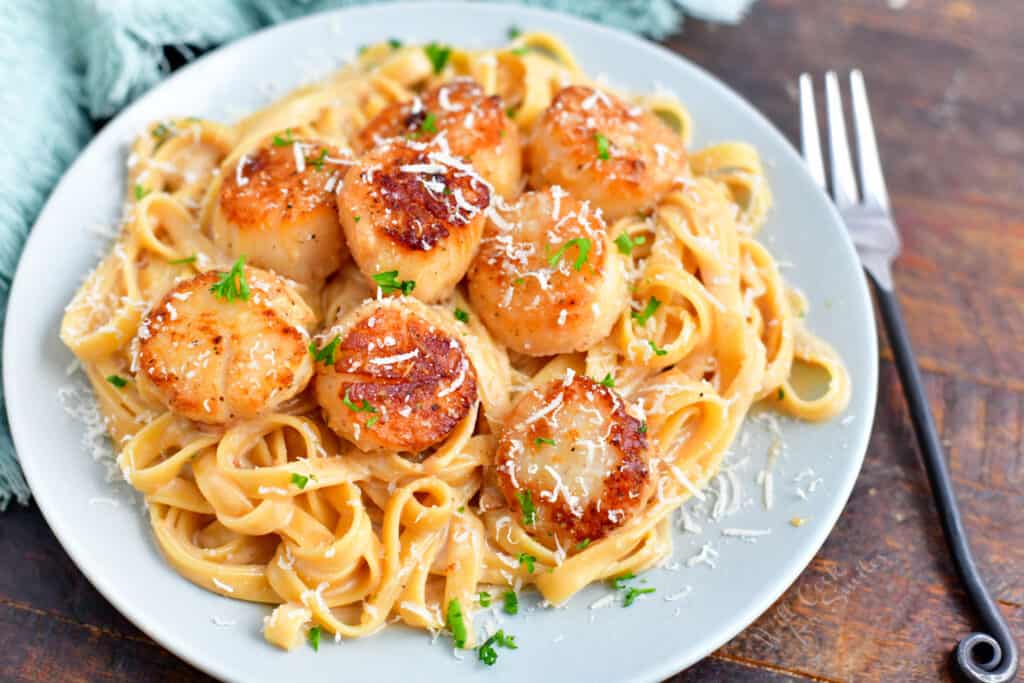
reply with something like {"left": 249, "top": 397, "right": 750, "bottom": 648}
{"left": 0, "top": 0, "right": 756, "bottom": 509}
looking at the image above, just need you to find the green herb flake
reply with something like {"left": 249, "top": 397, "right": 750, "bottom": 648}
{"left": 599, "top": 373, "right": 615, "bottom": 388}
{"left": 478, "top": 591, "right": 491, "bottom": 607}
{"left": 366, "top": 415, "right": 379, "bottom": 428}
{"left": 309, "top": 335, "right": 341, "bottom": 365}
{"left": 505, "top": 106, "right": 517, "bottom": 119}
{"left": 168, "top": 254, "right": 197, "bottom": 265}
{"left": 546, "top": 237, "right": 592, "bottom": 271}
{"left": 307, "top": 625, "right": 322, "bottom": 651}
{"left": 454, "top": 308, "right": 470, "bottom": 323}
{"left": 639, "top": 421, "right": 648, "bottom": 434}
{"left": 477, "top": 629, "right": 517, "bottom": 666}
{"left": 513, "top": 277, "right": 525, "bottom": 286}
{"left": 354, "top": 215, "right": 362, "bottom": 223}
{"left": 446, "top": 598, "right": 468, "bottom": 648}
{"left": 457, "top": 505, "right": 465, "bottom": 513}
{"left": 595, "top": 132, "right": 611, "bottom": 160}
{"left": 209, "top": 256, "right": 250, "bottom": 302}
{"left": 420, "top": 111, "right": 438, "bottom": 134}
{"left": 372, "top": 270, "right": 416, "bottom": 295}
{"left": 342, "top": 391, "right": 377, "bottom": 415}
{"left": 502, "top": 590, "right": 518, "bottom": 615}
{"left": 534, "top": 436, "right": 555, "bottom": 447}
{"left": 424, "top": 43, "right": 452, "bottom": 74}
{"left": 133, "top": 184, "right": 150, "bottom": 201}
{"left": 306, "top": 148, "right": 328, "bottom": 171}
{"left": 388, "top": 38, "right": 403, "bottom": 49}
{"left": 508, "top": 26, "right": 522, "bottom": 39}
{"left": 648, "top": 340, "right": 668, "bottom": 357}
{"left": 576, "top": 538, "right": 591, "bottom": 550}
{"left": 631, "top": 297, "right": 661, "bottom": 326}
{"left": 510, "top": 47, "right": 529, "bottom": 56}
{"left": 614, "top": 232, "right": 647, "bottom": 255}
{"left": 272, "top": 128, "right": 294, "bottom": 147}
{"left": 291, "top": 473, "right": 310, "bottom": 489}
{"left": 778, "top": 387, "right": 786, "bottom": 400}
{"left": 623, "top": 587, "right": 656, "bottom": 606}
{"left": 610, "top": 573, "right": 634, "bottom": 589}
{"left": 518, "top": 553, "right": 536, "bottom": 573}
{"left": 516, "top": 491, "right": 536, "bottom": 526}
{"left": 105, "top": 375, "right": 128, "bottom": 388}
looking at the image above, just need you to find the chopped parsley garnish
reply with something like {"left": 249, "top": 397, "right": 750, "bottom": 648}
{"left": 105, "top": 375, "right": 128, "bottom": 388}
{"left": 505, "top": 106, "right": 517, "bottom": 118}
{"left": 306, "top": 148, "right": 327, "bottom": 171}
{"left": 478, "top": 591, "right": 491, "bottom": 607}
{"left": 454, "top": 308, "right": 470, "bottom": 323}
{"left": 446, "top": 598, "right": 468, "bottom": 648}
{"left": 518, "top": 553, "right": 536, "bottom": 573}
{"left": 168, "top": 254, "right": 197, "bottom": 265}
{"left": 477, "top": 629, "right": 517, "bottom": 666}
{"left": 623, "top": 587, "right": 656, "bottom": 606}
{"left": 388, "top": 38, "right": 402, "bottom": 49}
{"left": 291, "top": 473, "right": 310, "bottom": 489}
{"left": 534, "top": 436, "right": 555, "bottom": 447}
{"left": 354, "top": 215, "right": 362, "bottom": 223}
{"left": 457, "top": 505, "right": 465, "bottom": 513}
{"left": 648, "top": 340, "right": 668, "bottom": 356}
{"left": 595, "top": 132, "right": 611, "bottom": 160}
{"left": 778, "top": 387, "right": 786, "bottom": 400}
{"left": 516, "top": 491, "right": 536, "bottom": 526}
{"left": 508, "top": 26, "right": 522, "bottom": 39}
{"left": 342, "top": 391, "right": 377, "bottom": 415}
{"left": 307, "top": 625, "right": 322, "bottom": 651}
{"left": 420, "top": 111, "right": 438, "bottom": 134}
{"left": 152, "top": 122, "right": 171, "bottom": 148}
{"left": 513, "top": 277, "right": 525, "bottom": 286}
{"left": 272, "top": 128, "right": 294, "bottom": 146}
{"left": 639, "top": 421, "right": 648, "bottom": 434}
{"left": 611, "top": 572, "right": 636, "bottom": 590}
{"left": 209, "top": 256, "right": 250, "bottom": 302}
{"left": 424, "top": 43, "right": 451, "bottom": 74}
{"left": 502, "top": 590, "right": 518, "bottom": 615}
{"left": 510, "top": 47, "right": 529, "bottom": 56}
{"left": 372, "top": 270, "right": 416, "bottom": 295}
{"left": 546, "top": 237, "right": 592, "bottom": 271}
{"left": 309, "top": 335, "right": 341, "bottom": 365}
{"left": 599, "top": 373, "right": 615, "bottom": 388}
{"left": 133, "top": 184, "right": 150, "bottom": 201}
{"left": 614, "top": 232, "right": 647, "bottom": 255}
{"left": 576, "top": 538, "right": 591, "bottom": 550}
{"left": 631, "top": 297, "right": 661, "bottom": 325}
{"left": 366, "top": 415, "right": 379, "bottom": 428}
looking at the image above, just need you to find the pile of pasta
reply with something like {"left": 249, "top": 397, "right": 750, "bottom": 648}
{"left": 60, "top": 33, "right": 849, "bottom": 652}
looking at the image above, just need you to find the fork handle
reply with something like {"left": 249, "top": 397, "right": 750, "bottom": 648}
{"left": 871, "top": 276, "right": 1019, "bottom": 683}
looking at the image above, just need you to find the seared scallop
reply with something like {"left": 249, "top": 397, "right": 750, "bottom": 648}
{"left": 135, "top": 264, "right": 315, "bottom": 424}
{"left": 338, "top": 138, "right": 490, "bottom": 302}
{"left": 467, "top": 187, "right": 627, "bottom": 356}
{"left": 357, "top": 78, "right": 521, "bottom": 198}
{"left": 313, "top": 297, "right": 478, "bottom": 453}
{"left": 526, "top": 85, "right": 685, "bottom": 220}
{"left": 210, "top": 136, "right": 351, "bottom": 286}
{"left": 495, "top": 374, "right": 652, "bottom": 547}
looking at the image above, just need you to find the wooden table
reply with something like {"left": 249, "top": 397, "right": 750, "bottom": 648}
{"left": 2, "top": 0, "right": 1020, "bottom": 680}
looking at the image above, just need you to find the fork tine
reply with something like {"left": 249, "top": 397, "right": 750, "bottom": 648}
{"left": 798, "top": 73, "right": 826, "bottom": 190}
{"left": 824, "top": 71, "right": 859, "bottom": 208}
{"left": 849, "top": 70, "right": 890, "bottom": 212}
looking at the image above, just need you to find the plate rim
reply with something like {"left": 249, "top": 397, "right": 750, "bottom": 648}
{"left": 4, "top": 3, "right": 879, "bottom": 681}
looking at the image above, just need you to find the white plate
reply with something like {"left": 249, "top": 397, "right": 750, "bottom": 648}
{"left": 3, "top": 4, "right": 878, "bottom": 682}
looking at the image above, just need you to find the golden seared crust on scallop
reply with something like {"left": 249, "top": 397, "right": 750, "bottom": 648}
{"left": 212, "top": 137, "right": 351, "bottom": 286}
{"left": 338, "top": 138, "right": 490, "bottom": 302}
{"left": 495, "top": 374, "right": 651, "bottom": 547}
{"left": 526, "top": 86, "right": 685, "bottom": 220}
{"left": 135, "top": 267, "right": 315, "bottom": 424}
{"left": 357, "top": 78, "right": 521, "bottom": 198}
{"left": 313, "top": 297, "right": 478, "bottom": 453}
{"left": 467, "top": 188, "right": 627, "bottom": 356}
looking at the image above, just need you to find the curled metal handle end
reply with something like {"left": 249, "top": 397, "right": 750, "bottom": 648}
{"left": 955, "top": 632, "right": 1019, "bottom": 683}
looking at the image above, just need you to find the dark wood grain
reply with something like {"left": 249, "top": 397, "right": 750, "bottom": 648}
{"left": 2, "top": 0, "right": 1021, "bottom": 681}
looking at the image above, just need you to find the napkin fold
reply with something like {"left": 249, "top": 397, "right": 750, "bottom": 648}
{"left": 0, "top": 0, "right": 756, "bottom": 509}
